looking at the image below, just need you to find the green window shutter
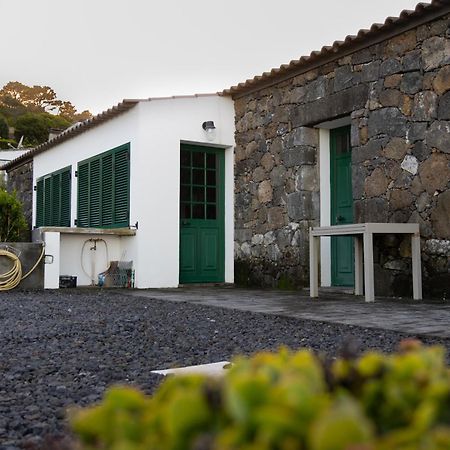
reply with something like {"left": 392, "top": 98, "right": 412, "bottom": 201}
{"left": 101, "top": 153, "right": 114, "bottom": 226}
{"left": 51, "top": 173, "right": 61, "bottom": 226}
{"left": 77, "top": 143, "right": 130, "bottom": 228}
{"left": 60, "top": 168, "right": 71, "bottom": 227}
{"left": 89, "top": 158, "right": 101, "bottom": 227}
{"left": 43, "top": 177, "right": 52, "bottom": 226}
{"left": 113, "top": 147, "right": 129, "bottom": 227}
{"left": 36, "top": 179, "right": 44, "bottom": 227}
{"left": 77, "top": 162, "right": 89, "bottom": 227}
{"left": 36, "top": 166, "right": 72, "bottom": 227}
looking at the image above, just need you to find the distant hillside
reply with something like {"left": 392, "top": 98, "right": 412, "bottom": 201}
{"left": 0, "top": 81, "right": 92, "bottom": 149}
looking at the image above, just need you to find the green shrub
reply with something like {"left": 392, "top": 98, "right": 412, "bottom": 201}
{"left": 0, "top": 189, "right": 27, "bottom": 241}
{"left": 72, "top": 341, "right": 450, "bottom": 450}
{"left": 0, "top": 137, "right": 17, "bottom": 149}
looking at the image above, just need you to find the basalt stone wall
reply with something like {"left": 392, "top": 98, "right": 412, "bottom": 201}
{"left": 7, "top": 161, "right": 33, "bottom": 238}
{"left": 233, "top": 14, "right": 450, "bottom": 298}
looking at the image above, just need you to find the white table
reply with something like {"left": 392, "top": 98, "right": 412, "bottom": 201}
{"left": 309, "top": 223, "right": 422, "bottom": 302}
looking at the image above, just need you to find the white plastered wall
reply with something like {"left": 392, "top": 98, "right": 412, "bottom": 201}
{"left": 131, "top": 96, "right": 235, "bottom": 288}
{"left": 33, "top": 95, "right": 235, "bottom": 288}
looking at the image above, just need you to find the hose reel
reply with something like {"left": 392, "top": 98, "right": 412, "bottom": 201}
{"left": 0, "top": 245, "right": 45, "bottom": 291}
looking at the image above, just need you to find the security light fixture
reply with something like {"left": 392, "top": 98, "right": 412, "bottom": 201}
{"left": 202, "top": 121, "right": 216, "bottom": 141}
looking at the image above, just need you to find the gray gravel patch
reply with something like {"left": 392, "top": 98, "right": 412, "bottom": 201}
{"left": 0, "top": 289, "right": 449, "bottom": 449}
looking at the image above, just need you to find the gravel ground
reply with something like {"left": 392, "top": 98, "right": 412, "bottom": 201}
{"left": 1, "top": 289, "right": 449, "bottom": 449}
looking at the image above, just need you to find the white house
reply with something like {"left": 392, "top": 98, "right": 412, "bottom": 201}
{"left": 25, "top": 94, "right": 235, "bottom": 288}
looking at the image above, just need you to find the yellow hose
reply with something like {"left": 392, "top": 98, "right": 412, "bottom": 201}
{"left": 0, "top": 245, "right": 45, "bottom": 291}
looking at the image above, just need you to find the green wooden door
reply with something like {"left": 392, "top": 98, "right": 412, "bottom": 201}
{"left": 179, "top": 145, "right": 225, "bottom": 283}
{"left": 330, "top": 126, "right": 354, "bottom": 286}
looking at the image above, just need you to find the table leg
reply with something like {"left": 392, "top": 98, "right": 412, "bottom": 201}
{"left": 411, "top": 232, "right": 423, "bottom": 300}
{"left": 309, "top": 229, "right": 319, "bottom": 298}
{"left": 354, "top": 236, "right": 363, "bottom": 296}
{"left": 363, "top": 231, "right": 375, "bottom": 302}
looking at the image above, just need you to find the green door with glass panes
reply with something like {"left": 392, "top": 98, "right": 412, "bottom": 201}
{"left": 179, "top": 145, "right": 225, "bottom": 283}
{"left": 330, "top": 126, "right": 354, "bottom": 286}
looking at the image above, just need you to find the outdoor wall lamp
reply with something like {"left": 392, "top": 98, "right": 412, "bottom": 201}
{"left": 202, "top": 121, "right": 216, "bottom": 141}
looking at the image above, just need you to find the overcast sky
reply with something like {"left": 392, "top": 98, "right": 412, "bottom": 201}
{"left": 0, "top": 0, "right": 423, "bottom": 114}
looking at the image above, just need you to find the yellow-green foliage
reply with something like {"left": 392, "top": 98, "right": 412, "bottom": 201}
{"left": 72, "top": 342, "right": 450, "bottom": 450}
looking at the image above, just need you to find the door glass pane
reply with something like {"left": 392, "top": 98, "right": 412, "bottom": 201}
{"left": 206, "top": 153, "right": 216, "bottom": 169}
{"left": 206, "top": 204, "right": 216, "bottom": 220}
{"left": 180, "top": 185, "right": 190, "bottom": 202}
{"left": 180, "top": 203, "right": 191, "bottom": 219}
{"left": 193, "top": 169, "right": 204, "bottom": 185}
{"left": 193, "top": 186, "right": 204, "bottom": 202}
{"left": 192, "top": 152, "right": 204, "bottom": 168}
{"left": 206, "top": 187, "right": 216, "bottom": 203}
{"left": 206, "top": 170, "right": 216, "bottom": 186}
{"left": 180, "top": 150, "right": 190, "bottom": 166}
{"left": 181, "top": 168, "right": 190, "bottom": 184}
{"left": 193, "top": 204, "right": 204, "bottom": 219}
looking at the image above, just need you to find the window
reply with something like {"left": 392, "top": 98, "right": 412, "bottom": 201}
{"left": 77, "top": 143, "right": 130, "bottom": 228}
{"left": 36, "top": 166, "right": 71, "bottom": 227}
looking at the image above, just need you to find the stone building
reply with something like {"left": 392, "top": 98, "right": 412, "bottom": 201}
{"left": 224, "top": 0, "right": 450, "bottom": 298}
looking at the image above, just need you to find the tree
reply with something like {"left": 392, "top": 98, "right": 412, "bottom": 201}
{"left": 0, "top": 81, "right": 92, "bottom": 125}
{"left": 14, "top": 112, "right": 71, "bottom": 146}
{"left": 0, "top": 189, "right": 27, "bottom": 242}
{"left": 0, "top": 116, "right": 8, "bottom": 138}
{"left": 0, "top": 81, "right": 60, "bottom": 113}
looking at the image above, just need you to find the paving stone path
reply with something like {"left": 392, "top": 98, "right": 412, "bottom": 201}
{"left": 125, "top": 286, "right": 450, "bottom": 338}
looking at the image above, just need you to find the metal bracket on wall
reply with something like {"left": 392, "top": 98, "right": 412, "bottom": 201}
{"left": 44, "top": 254, "right": 54, "bottom": 264}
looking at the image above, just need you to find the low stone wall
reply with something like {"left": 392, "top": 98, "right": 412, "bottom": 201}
{"left": 0, "top": 242, "right": 44, "bottom": 290}
{"left": 233, "top": 13, "right": 450, "bottom": 298}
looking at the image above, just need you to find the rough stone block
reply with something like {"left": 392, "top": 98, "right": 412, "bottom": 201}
{"left": 431, "top": 190, "right": 450, "bottom": 238}
{"left": 367, "top": 108, "right": 407, "bottom": 138}
{"left": 438, "top": 91, "right": 450, "bottom": 120}
{"left": 270, "top": 165, "right": 287, "bottom": 188}
{"left": 352, "top": 137, "right": 388, "bottom": 164}
{"left": 407, "top": 122, "right": 427, "bottom": 142}
{"left": 361, "top": 60, "right": 381, "bottom": 82}
{"left": 334, "top": 65, "right": 353, "bottom": 92}
{"left": 295, "top": 166, "right": 318, "bottom": 192}
{"left": 281, "top": 146, "right": 316, "bottom": 167}
{"left": 304, "top": 77, "right": 327, "bottom": 102}
{"left": 412, "top": 91, "right": 438, "bottom": 121}
{"left": 365, "top": 167, "right": 389, "bottom": 197}
{"left": 267, "top": 207, "right": 286, "bottom": 230}
{"left": 257, "top": 180, "right": 273, "bottom": 203}
{"left": 380, "top": 58, "right": 402, "bottom": 77}
{"left": 235, "top": 228, "right": 253, "bottom": 243}
{"left": 291, "top": 84, "right": 369, "bottom": 127}
{"left": 400, "top": 72, "right": 423, "bottom": 95}
{"left": 385, "top": 30, "right": 417, "bottom": 57}
{"left": 433, "top": 65, "right": 450, "bottom": 95}
{"left": 382, "top": 137, "right": 410, "bottom": 160}
{"left": 389, "top": 189, "right": 413, "bottom": 210}
{"left": 287, "top": 191, "right": 319, "bottom": 221}
{"left": 379, "top": 89, "right": 403, "bottom": 107}
{"left": 400, "top": 154, "right": 419, "bottom": 175}
{"left": 355, "top": 198, "right": 389, "bottom": 223}
{"left": 422, "top": 36, "right": 450, "bottom": 70}
{"left": 287, "top": 126, "right": 319, "bottom": 147}
{"left": 411, "top": 141, "right": 430, "bottom": 161}
{"left": 426, "top": 121, "right": 450, "bottom": 153}
{"left": 402, "top": 50, "right": 422, "bottom": 72}
{"left": 419, "top": 153, "right": 450, "bottom": 194}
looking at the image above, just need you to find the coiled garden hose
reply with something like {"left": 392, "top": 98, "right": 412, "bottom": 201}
{"left": 0, "top": 245, "right": 45, "bottom": 291}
